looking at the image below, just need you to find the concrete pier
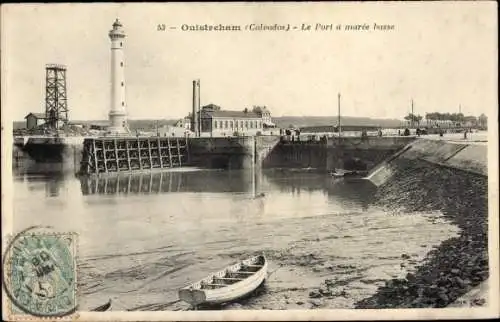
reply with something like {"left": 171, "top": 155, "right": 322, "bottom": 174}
{"left": 15, "top": 135, "right": 423, "bottom": 175}
{"left": 187, "top": 135, "right": 280, "bottom": 170}
{"left": 262, "top": 136, "right": 416, "bottom": 171}
{"left": 77, "top": 135, "right": 281, "bottom": 174}
{"left": 13, "top": 136, "right": 84, "bottom": 174}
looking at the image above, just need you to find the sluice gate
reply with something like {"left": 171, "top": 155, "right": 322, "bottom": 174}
{"left": 79, "top": 137, "right": 188, "bottom": 175}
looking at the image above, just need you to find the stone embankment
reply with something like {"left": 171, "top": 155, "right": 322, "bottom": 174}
{"left": 399, "top": 139, "right": 487, "bottom": 176}
{"left": 354, "top": 138, "right": 489, "bottom": 308}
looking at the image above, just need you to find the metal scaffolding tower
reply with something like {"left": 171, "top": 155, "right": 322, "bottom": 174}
{"left": 45, "top": 64, "right": 69, "bottom": 129}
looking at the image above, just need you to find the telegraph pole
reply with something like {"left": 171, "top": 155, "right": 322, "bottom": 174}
{"left": 338, "top": 93, "right": 342, "bottom": 137}
{"left": 197, "top": 79, "right": 201, "bottom": 136}
{"left": 411, "top": 98, "right": 414, "bottom": 128}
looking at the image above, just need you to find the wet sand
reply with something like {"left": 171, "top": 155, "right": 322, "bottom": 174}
{"left": 76, "top": 198, "right": 459, "bottom": 311}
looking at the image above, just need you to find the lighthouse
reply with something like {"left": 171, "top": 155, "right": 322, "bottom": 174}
{"left": 108, "top": 19, "right": 128, "bottom": 134}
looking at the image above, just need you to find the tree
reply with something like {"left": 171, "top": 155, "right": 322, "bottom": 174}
{"left": 464, "top": 115, "right": 478, "bottom": 126}
{"left": 425, "top": 112, "right": 439, "bottom": 125}
{"left": 404, "top": 113, "right": 422, "bottom": 127}
{"left": 478, "top": 113, "right": 488, "bottom": 128}
{"left": 415, "top": 114, "right": 423, "bottom": 126}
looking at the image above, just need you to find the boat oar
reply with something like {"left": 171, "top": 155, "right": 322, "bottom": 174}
{"left": 91, "top": 299, "right": 112, "bottom": 312}
{"left": 127, "top": 299, "right": 182, "bottom": 311}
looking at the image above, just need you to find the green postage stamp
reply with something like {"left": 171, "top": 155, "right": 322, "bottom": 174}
{"left": 3, "top": 228, "right": 78, "bottom": 319}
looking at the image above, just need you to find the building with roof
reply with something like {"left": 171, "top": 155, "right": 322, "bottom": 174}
{"left": 403, "top": 119, "right": 457, "bottom": 128}
{"left": 25, "top": 113, "right": 47, "bottom": 130}
{"left": 198, "top": 104, "right": 267, "bottom": 137}
{"left": 252, "top": 106, "right": 275, "bottom": 128}
{"left": 175, "top": 116, "right": 192, "bottom": 131}
{"left": 157, "top": 119, "right": 190, "bottom": 137}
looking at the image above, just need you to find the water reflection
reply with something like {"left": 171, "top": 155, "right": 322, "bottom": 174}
{"left": 13, "top": 161, "right": 70, "bottom": 197}
{"left": 263, "top": 170, "right": 326, "bottom": 194}
{"left": 15, "top": 173, "right": 65, "bottom": 198}
{"left": 325, "top": 179, "right": 378, "bottom": 211}
{"left": 45, "top": 176, "right": 63, "bottom": 197}
{"left": 263, "top": 170, "right": 378, "bottom": 211}
{"left": 79, "top": 170, "right": 256, "bottom": 196}
{"left": 13, "top": 161, "right": 67, "bottom": 176}
{"left": 15, "top": 164, "right": 378, "bottom": 210}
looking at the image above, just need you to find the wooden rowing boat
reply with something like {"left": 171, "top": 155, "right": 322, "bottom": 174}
{"left": 330, "top": 169, "right": 368, "bottom": 179}
{"left": 331, "top": 172, "right": 345, "bottom": 178}
{"left": 178, "top": 255, "right": 268, "bottom": 307}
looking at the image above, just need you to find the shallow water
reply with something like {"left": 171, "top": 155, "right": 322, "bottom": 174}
{"left": 11, "top": 168, "right": 460, "bottom": 310}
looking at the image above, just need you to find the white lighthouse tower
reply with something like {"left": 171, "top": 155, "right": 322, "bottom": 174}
{"left": 108, "top": 19, "right": 128, "bottom": 134}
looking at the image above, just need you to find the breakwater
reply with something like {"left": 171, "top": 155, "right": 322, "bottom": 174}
{"left": 262, "top": 136, "right": 415, "bottom": 171}
{"left": 188, "top": 136, "right": 280, "bottom": 170}
{"left": 365, "top": 139, "right": 487, "bottom": 187}
{"left": 77, "top": 136, "right": 281, "bottom": 174}
{"left": 79, "top": 137, "right": 189, "bottom": 175}
{"left": 13, "top": 137, "right": 82, "bottom": 174}
{"left": 15, "top": 135, "right": 416, "bottom": 175}
{"left": 13, "top": 136, "right": 84, "bottom": 163}
{"left": 353, "top": 139, "right": 489, "bottom": 308}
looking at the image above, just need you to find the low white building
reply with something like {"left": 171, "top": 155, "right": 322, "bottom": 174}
{"left": 158, "top": 124, "right": 192, "bottom": 137}
{"left": 422, "top": 119, "right": 458, "bottom": 128}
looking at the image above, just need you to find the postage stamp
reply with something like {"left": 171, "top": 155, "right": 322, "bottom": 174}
{"left": 3, "top": 227, "right": 78, "bottom": 319}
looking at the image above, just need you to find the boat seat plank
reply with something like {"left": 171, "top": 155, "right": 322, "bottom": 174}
{"left": 236, "top": 271, "right": 255, "bottom": 274}
{"left": 216, "top": 277, "right": 244, "bottom": 281}
{"left": 244, "top": 265, "right": 263, "bottom": 268}
{"left": 205, "top": 283, "right": 227, "bottom": 286}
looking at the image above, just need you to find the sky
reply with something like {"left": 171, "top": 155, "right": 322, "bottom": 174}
{"left": 1, "top": 2, "right": 497, "bottom": 121}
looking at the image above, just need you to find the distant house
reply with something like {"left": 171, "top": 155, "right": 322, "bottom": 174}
{"left": 24, "top": 113, "right": 47, "bottom": 130}
{"left": 300, "top": 125, "right": 336, "bottom": 134}
{"left": 174, "top": 116, "right": 192, "bottom": 130}
{"left": 300, "top": 125, "right": 380, "bottom": 134}
{"left": 158, "top": 124, "right": 191, "bottom": 137}
{"left": 87, "top": 121, "right": 109, "bottom": 131}
{"left": 90, "top": 124, "right": 108, "bottom": 131}
{"left": 252, "top": 106, "right": 276, "bottom": 128}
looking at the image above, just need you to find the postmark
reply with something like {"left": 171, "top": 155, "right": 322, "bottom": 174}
{"left": 2, "top": 226, "right": 78, "bottom": 318}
